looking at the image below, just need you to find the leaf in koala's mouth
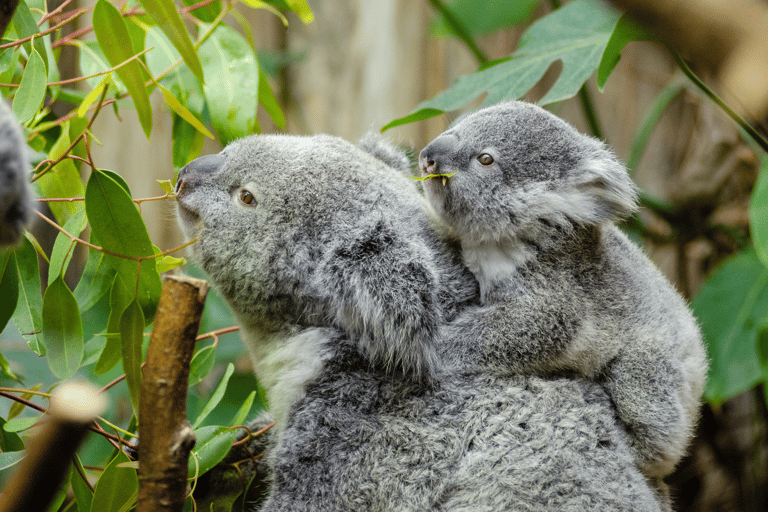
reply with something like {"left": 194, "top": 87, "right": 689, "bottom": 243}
{"left": 409, "top": 172, "right": 457, "bottom": 183}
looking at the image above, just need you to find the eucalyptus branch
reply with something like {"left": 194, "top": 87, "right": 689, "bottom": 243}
{"left": 669, "top": 46, "right": 768, "bottom": 153}
{"left": 426, "top": 0, "right": 488, "bottom": 65}
{"left": 0, "top": 8, "right": 87, "bottom": 50}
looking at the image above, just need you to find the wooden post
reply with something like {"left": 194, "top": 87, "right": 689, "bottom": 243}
{"left": 137, "top": 275, "right": 209, "bottom": 512}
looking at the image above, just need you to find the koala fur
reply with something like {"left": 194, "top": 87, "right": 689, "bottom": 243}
{"left": 418, "top": 101, "right": 708, "bottom": 479}
{"left": 176, "top": 133, "right": 668, "bottom": 510}
{"left": 0, "top": 99, "right": 33, "bottom": 246}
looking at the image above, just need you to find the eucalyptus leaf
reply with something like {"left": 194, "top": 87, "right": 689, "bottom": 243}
{"left": 193, "top": 363, "right": 235, "bottom": 429}
{"left": 90, "top": 451, "right": 138, "bottom": 512}
{"left": 188, "top": 425, "right": 237, "bottom": 478}
{"left": 12, "top": 48, "right": 46, "bottom": 124}
{"left": 74, "top": 232, "right": 117, "bottom": 312}
{"left": 189, "top": 344, "right": 216, "bottom": 386}
{"left": 95, "top": 274, "right": 131, "bottom": 375}
{"left": 11, "top": 237, "right": 43, "bottom": 354}
{"left": 749, "top": 154, "right": 768, "bottom": 268}
{"left": 139, "top": 0, "right": 204, "bottom": 81}
{"left": 121, "top": 299, "right": 145, "bottom": 417}
{"left": 42, "top": 276, "right": 84, "bottom": 379}
{"left": 36, "top": 121, "right": 85, "bottom": 224}
{"left": 48, "top": 209, "right": 88, "bottom": 285}
{"left": 0, "top": 252, "right": 19, "bottom": 333}
{"left": 692, "top": 250, "right": 768, "bottom": 404}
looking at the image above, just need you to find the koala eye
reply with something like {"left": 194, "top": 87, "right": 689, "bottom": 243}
{"left": 239, "top": 188, "right": 257, "bottom": 206}
{"left": 477, "top": 153, "right": 494, "bottom": 166}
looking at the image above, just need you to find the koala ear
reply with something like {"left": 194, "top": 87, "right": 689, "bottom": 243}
{"left": 565, "top": 151, "right": 638, "bottom": 225}
{"left": 318, "top": 218, "right": 440, "bottom": 380}
{"left": 357, "top": 133, "right": 412, "bottom": 174}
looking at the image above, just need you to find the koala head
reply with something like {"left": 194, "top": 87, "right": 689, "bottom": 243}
{"left": 176, "top": 134, "right": 476, "bottom": 379}
{"left": 418, "top": 101, "right": 637, "bottom": 245}
{"left": 0, "top": 100, "right": 34, "bottom": 246}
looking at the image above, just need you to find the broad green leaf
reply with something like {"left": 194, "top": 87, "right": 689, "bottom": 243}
{"left": 11, "top": 0, "right": 48, "bottom": 71}
{"left": 188, "top": 344, "right": 216, "bottom": 386}
{"left": 74, "top": 233, "right": 117, "bottom": 312}
{"left": 43, "top": 276, "right": 84, "bottom": 379}
{"left": 0, "top": 417, "right": 25, "bottom": 451}
{"left": 193, "top": 363, "right": 235, "bottom": 428}
{"left": 0, "top": 252, "right": 19, "bottom": 333}
{"left": 597, "top": 14, "right": 655, "bottom": 90}
{"left": 172, "top": 113, "right": 206, "bottom": 169}
{"left": 71, "top": 457, "right": 93, "bottom": 512}
{"left": 139, "top": 0, "right": 203, "bottom": 81}
{"left": 383, "top": 0, "right": 622, "bottom": 130}
{"left": 258, "top": 67, "right": 286, "bottom": 129}
{"left": 48, "top": 209, "right": 88, "bottom": 285}
{"left": 90, "top": 451, "right": 138, "bottom": 512}
{"left": 692, "top": 250, "right": 768, "bottom": 404}
{"left": 4, "top": 415, "right": 39, "bottom": 432}
{"left": 0, "top": 352, "right": 20, "bottom": 381}
{"left": 12, "top": 49, "right": 47, "bottom": 124}
{"left": 94, "top": 275, "right": 131, "bottom": 375}
{"left": 36, "top": 121, "right": 85, "bottom": 224}
{"left": 199, "top": 25, "right": 260, "bottom": 144}
{"left": 155, "top": 253, "right": 185, "bottom": 274}
{"left": 93, "top": 0, "right": 153, "bottom": 138}
{"left": 157, "top": 82, "right": 214, "bottom": 138}
{"left": 78, "top": 73, "right": 112, "bottom": 118}
{"left": 85, "top": 170, "right": 161, "bottom": 323}
{"left": 750, "top": 154, "right": 768, "bottom": 268}
{"left": 121, "top": 299, "right": 145, "bottom": 416}
{"left": 188, "top": 425, "right": 237, "bottom": 477}
{"left": 231, "top": 390, "right": 256, "bottom": 427}
{"left": 430, "top": 0, "right": 539, "bottom": 36}
{"left": 12, "top": 238, "right": 44, "bottom": 355}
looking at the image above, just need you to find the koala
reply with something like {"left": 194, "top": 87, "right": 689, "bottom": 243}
{"left": 0, "top": 99, "right": 33, "bottom": 246}
{"left": 176, "top": 132, "right": 668, "bottom": 510}
{"left": 418, "top": 101, "right": 708, "bottom": 479}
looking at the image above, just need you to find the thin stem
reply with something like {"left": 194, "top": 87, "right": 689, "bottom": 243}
{"left": 426, "top": 0, "right": 488, "bottom": 65}
{"left": 0, "top": 8, "right": 87, "bottom": 50}
{"left": 669, "top": 46, "right": 768, "bottom": 153}
{"left": 578, "top": 85, "right": 604, "bottom": 140}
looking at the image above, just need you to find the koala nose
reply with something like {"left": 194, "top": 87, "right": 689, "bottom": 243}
{"left": 419, "top": 134, "right": 457, "bottom": 175}
{"left": 176, "top": 153, "right": 225, "bottom": 194}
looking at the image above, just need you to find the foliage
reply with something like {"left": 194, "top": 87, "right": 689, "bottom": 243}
{"left": 0, "top": 0, "right": 309, "bottom": 510}
{"left": 392, "top": 0, "right": 768, "bottom": 407}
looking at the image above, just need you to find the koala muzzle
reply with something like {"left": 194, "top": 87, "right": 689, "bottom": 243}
{"left": 176, "top": 153, "right": 226, "bottom": 195}
{"left": 419, "top": 134, "right": 458, "bottom": 176}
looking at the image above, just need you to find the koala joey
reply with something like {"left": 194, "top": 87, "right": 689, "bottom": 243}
{"left": 0, "top": 99, "right": 33, "bottom": 246}
{"left": 176, "top": 133, "right": 667, "bottom": 511}
{"left": 418, "top": 101, "right": 708, "bottom": 479}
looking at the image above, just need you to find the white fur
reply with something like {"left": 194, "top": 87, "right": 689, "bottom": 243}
{"left": 461, "top": 238, "right": 534, "bottom": 300}
{"left": 241, "top": 326, "right": 334, "bottom": 433}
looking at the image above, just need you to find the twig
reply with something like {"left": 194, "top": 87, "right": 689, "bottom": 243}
{"left": 426, "top": 0, "right": 488, "bottom": 65}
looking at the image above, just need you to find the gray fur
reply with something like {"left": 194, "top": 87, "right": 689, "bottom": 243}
{"left": 419, "top": 101, "right": 708, "bottom": 479}
{"left": 176, "top": 133, "right": 665, "bottom": 510}
{"left": 0, "top": 99, "right": 33, "bottom": 246}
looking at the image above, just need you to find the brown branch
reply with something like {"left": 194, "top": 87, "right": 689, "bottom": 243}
{"left": 138, "top": 276, "right": 210, "bottom": 512}
{"left": 0, "top": 382, "right": 107, "bottom": 512}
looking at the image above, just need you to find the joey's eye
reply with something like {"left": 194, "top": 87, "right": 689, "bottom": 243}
{"left": 239, "top": 189, "right": 256, "bottom": 206}
{"left": 478, "top": 153, "right": 494, "bottom": 165}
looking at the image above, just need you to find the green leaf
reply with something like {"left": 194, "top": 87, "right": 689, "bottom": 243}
{"left": 4, "top": 415, "right": 39, "bottom": 432}
{"left": 74, "top": 233, "right": 117, "bottom": 312}
{"left": 384, "top": 0, "right": 621, "bottom": 129}
{"left": 0, "top": 451, "right": 24, "bottom": 471}
{"left": 188, "top": 425, "right": 237, "bottom": 477}
{"left": 42, "top": 276, "right": 84, "bottom": 379}
{"left": 71, "top": 456, "right": 93, "bottom": 512}
{"left": 138, "top": 0, "right": 204, "bottom": 81}
{"left": 0, "top": 417, "right": 25, "bottom": 452}
{"left": 189, "top": 344, "right": 216, "bottom": 386}
{"left": 597, "top": 13, "right": 656, "bottom": 90}
{"left": 93, "top": 0, "right": 153, "bottom": 138}
{"left": 172, "top": 113, "right": 206, "bottom": 169}
{"left": 0, "top": 352, "right": 20, "bottom": 381}
{"left": 48, "top": 209, "right": 88, "bottom": 285}
{"left": 95, "top": 275, "right": 131, "bottom": 375}
{"left": 157, "top": 179, "right": 174, "bottom": 195}
{"left": 430, "top": 0, "right": 539, "bottom": 36}
{"left": 258, "top": 67, "right": 285, "bottom": 129}
{"left": 90, "top": 451, "right": 138, "bottom": 512}
{"left": 692, "top": 250, "right": 768, "bottom": 403}
{"left": 199, "top": 25, "right": 260, "bottom": 144}
{"left": 78, "top": 73, "right": 112, "bottom": 118}
{"left": 11, "top": 0, "right": 48, "bottom": 71}
{"left": 181, "top": 0, "right": 222, "bottom": 23}
{"left": 750, "top": 153, "right": 768, "bottom": 268}
{"left": 285, "top": 0, "right": 314, "bottom": 23}
{"left": 36, "top": 121, "right": 86, "bottom": 224}
{"left": 12, "top": 48, "right": 47, "bottom": 124}
{"left": 0, "top": 252, "right": 19, "bottom": 333}
{"left": 11, "top": 238, "right": 43, "bottom": 355}
{"left": 85, "top": 170, "right": 161, "bottom": 324}
{"left": 231, "top": 390, "right": 256, "bottom": 427}
{"left": 155, "top": 253, "right": 185, "bottom": 274}
{"left": 157, "top": 82, "right": 214, "bottom": 138}
{"left": 120, "top": 299, "right": 145, "bottom": 416}
{"left": 193, "top": 363, "right": 235, "bottom": 429}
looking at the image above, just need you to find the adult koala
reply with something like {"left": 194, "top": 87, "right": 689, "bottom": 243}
{"left": 0, "top": 99, "right": 33, "bottom": 246}
{"left": 176, "top": 133, "right": 666, "bottom": 511}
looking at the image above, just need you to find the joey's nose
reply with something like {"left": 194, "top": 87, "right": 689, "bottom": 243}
{"left": 176, "top": 153, "right": 225, "bottom": 193}
{"left": 419, "top": 134, "right": 457, "bottom": 174}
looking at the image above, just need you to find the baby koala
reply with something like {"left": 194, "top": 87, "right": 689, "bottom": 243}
{"left": 419, "top": 101, "right": 707, "bottom": 479}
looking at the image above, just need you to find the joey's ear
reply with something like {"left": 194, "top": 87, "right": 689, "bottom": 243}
{"left": 319, "top": 219, "right": 440, "bottom": 380}
{"left": 357, "top": 132, "right": 413, "bottom": 174}
{"left": 569, "top": 154, "right": 638, "bottom": 224}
